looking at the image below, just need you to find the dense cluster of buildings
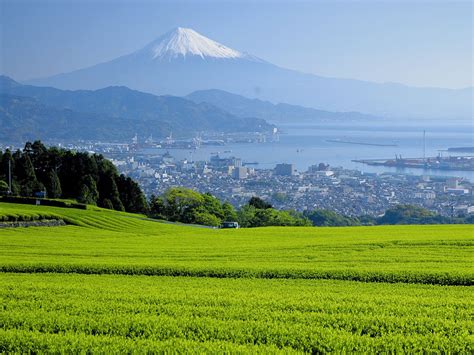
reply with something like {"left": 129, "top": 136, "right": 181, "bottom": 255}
{"left": 2, "top": 141, "right": 472, "bottom": 217}
{"left": 110, "top": 151, "right": 473, "bottom": 217}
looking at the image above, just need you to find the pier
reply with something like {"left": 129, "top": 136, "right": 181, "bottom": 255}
{"left": 326, "top": 139, "right": 398, "bottom": 147}
{"left": 353, "top": 155, "right": 474, "bottom": 171}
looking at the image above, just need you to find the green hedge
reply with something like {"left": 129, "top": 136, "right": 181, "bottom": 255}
{"left": 0, "top": 196, "right": 87, "bottom": 210}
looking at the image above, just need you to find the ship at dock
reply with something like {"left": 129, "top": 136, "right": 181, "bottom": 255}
{"left": 353, "top": 155, "right": 474, "bottom": 171}
{"left": 326, "top": 139, "right": 398, "bottom": 147}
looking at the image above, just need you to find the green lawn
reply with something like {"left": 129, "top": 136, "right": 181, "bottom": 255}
{"left": 0, "top": 202, "right": 473, "bottom": 352}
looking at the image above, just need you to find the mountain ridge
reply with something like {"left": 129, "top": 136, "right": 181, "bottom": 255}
{"left": 187, "top": 89, "right": 379, "bottom": 123}
{"left": 26, "top": 27, "right": 472, "bottom": 120}
{"left": 0, "top": 76, "right": 273, "bottom": 141}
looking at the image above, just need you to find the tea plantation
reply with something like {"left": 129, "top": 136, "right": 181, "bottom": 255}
{"left": 0, "top": 202, "right": 473, "bottom": 352}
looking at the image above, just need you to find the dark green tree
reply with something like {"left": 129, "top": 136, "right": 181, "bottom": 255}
{"left": 248, "top": 196, "right": 272, "bottom": 209}
{"left": 222, "top": 202, "right": 238, "bottom": 221}
{"left": 149, "top": 195, "right": 166, "bottom": 219}
{"left": 162, "top": 187, "right": 204, "bottom": 223}
{"left": 0, "top": 180, "right": 8, "bottom": 194}
{"left": 0, "top": 150, "right": 13, "bottom": 190}
{"left": 194, "top": 211, "right": 221, "bottom": 227}
{"left": 78, "top": 185, "right": 94, "bottom": 205}
{"left": 377, "top": 205, "right": 437, "bottom": 225}
{"left": 82, "top": 175, "right": 99, "bottom": 205}
{"left": 0, "top": 142, "right": 147, "bottom": 213}
{"left": 237, "top": 201, "right": 310, "bottom": 228}
{"left": 98, "top": 172, "right": 124, "bottom": 211}
{"left": 200, "top": 193, "right": 224, "bottom": 219}
{"left": 17, "top": 154, "right": 38, "bottom": 196}
{"left": 304, "top": 209, "right": 359, "bottom": 227}
{"left": 45, "top": 170, "right": 62, "bottom": 199}
{"left": 116, "top": 175, "right": 147, "bottom": 213}
{"left": 102, "top": 198, "right": 114, "bottom": 210}
{"left": 236, "top": 205, "right": 257, "bottom": 228}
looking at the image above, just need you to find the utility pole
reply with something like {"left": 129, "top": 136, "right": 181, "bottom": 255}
{"left": 8, "top": 159, "right": 12, "bottom": 194}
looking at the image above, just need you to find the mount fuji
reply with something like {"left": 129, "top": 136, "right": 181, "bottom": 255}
{"left": 28, "top": 27, "right": 472, "bottom": 120}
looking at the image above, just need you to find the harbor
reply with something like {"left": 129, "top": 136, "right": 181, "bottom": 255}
{"left": 353, "top": 155, "right": 474, "bottom": 172}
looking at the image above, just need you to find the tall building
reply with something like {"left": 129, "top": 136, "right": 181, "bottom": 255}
{"left": 233, "top": 158, "right": 242, "bottom": 168}
{"left": 232, "top": 167, "right": 248, "bottom": 179}
{"left": 274, "top": 163, "right": 296, "bottom": 176}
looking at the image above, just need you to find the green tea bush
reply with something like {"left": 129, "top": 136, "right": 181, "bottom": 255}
{"left": 0, "top": 202, "right": 472, "bottom": 352}
{"left": 0, "top": 274, "right": 472, "bottom": 353}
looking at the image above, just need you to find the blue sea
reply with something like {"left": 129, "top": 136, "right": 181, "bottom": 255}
{"left": 145, "top": 122, "right": 474, "bottom": 181}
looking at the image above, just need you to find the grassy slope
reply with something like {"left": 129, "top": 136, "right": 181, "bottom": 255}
{"left": 1, "top": 274, "right": 472, "bottom": 353}
{"left": 0, "top": 202, "right": 473, "bottom": 352}
{"left": 0, "top": 203, "right": 473, "bottom": 284}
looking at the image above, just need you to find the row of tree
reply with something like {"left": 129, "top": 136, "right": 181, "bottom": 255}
{"left": 304, "top": 205, "right": 474, "bottom": 226}
{"left": 0, "top": 141, "right": 147, "bottom": 213}
{"left": 149, "top": 188, "right": 473, "bottom": 227}
{"left": 149, "top": 190, "right": 311, "bottom": 227}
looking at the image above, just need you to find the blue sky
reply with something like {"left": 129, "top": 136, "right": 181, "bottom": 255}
{"left": 1, "top": 0, "right": 472, "bottom": 89}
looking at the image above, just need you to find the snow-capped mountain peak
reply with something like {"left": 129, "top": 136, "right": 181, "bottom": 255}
{"left": 142, "top": 27, "right": 244, "bottom": 60}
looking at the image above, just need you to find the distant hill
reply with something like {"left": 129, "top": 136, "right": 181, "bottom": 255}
{"left": 0, "top": 76, "right": 273, "bottom": 142}
{"left": 187, "top": 89, "right": 378, "bottom": 123}
{"left": 0, "top": 94, "right": 139, "bottom": 141}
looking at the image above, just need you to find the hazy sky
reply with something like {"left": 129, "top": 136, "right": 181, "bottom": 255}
{"left": 1, "top": 0, "right": 472, "bottom": 89}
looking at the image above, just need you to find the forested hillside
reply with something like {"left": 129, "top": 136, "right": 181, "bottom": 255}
{"left": 0, "top": 141, "right": 146, "bottom": 212}
{"left": 0, "top": 76, "right": 273, "bottom": 140}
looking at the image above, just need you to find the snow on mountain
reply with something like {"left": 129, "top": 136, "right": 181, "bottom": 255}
{"left": 26, "top": 27, "right": 472, "bottom": 120}
{"left": 140, "top": 27, "right": 245, "bottom": 60}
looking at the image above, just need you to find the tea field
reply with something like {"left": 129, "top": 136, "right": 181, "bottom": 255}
{"left": 0, "top": 202, "right": 473, "bottom": 352}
